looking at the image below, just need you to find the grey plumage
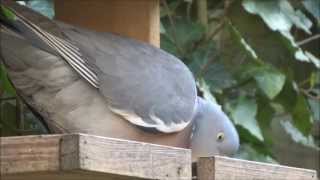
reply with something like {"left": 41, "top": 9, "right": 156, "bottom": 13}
{"left": 1, "top": 1, "right": 197, "bottom": 132}
{"left": 0, "top": 0, "right": 239, "bottom": 161}
{"left": 59, "top": 23, "right": 197, "bottom": 132}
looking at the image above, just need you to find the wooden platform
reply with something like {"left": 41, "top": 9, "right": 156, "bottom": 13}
{"left": 0, "top": 134, "right": 318, "bottom": 180}
{"left": 0, "top": 134, "right": 191, "bottom": 180}
{"left": 197, "top": 156, "right": 318, "bottom": 180}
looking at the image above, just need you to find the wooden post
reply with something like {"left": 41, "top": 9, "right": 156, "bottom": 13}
{"left": 197, "top": 156, "right": 318, "bottom": 180}
{"left": 54, "top": 0, "right": 160, "bottom": 47}
{"left": 0, "top": 134, "right": 192, "bottom": 180}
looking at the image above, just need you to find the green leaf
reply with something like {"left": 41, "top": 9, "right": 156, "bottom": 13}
{"left": 239, "top": 64, "right": 286, "bottom": 99}
{"left": 235, "top": 125, "right": 272, "bottom": 156}
{"left": 162, "top": 18, "right": 205, "bottom": 56}
{"left": 305, "top": 51, "right": 320, "bottom": 69}
{"left": 0, "top": 64, "right": 16, "bottom": 96}
{"left": 25, "top": 0, "right": 54, "bottom": 19}
{"left": 310, "top": 71, "right": 320, "bottom": 88}
{"left": 302, "top": 0, "right": 320, "bottom": 22}
{"left": 275, "top": 80, "right": 298, "bottom": 113}
{"left": 242, "top": 0, "right": 318, "bottom": 68}
{"left": 160, "top": 1, "right": 181, "bottom": 17}
{"left": 189, "top": 42, "right": 235, "bottom": 93}
{"left": 253, "top": 68, "right": 286, "bottom": 99}
{"left": 160, "top": 33, "right": 179, "bottom": 57}
{"left": 308, "top": 98, "right": 320, "bottom": 121}
{"left": 242, "top": 0, "right": 312, "bottom": 34}
{"left": 256, "top": 95, "right": 275, "bottom": 145}
{"left": 236, "top": 144, "right": 277, "bottom": 163}
{"left": 292, "top": 95, "right": 313, "bottom": 135}
{"left": 231, "top": 97, "right": 264, "bottom": 141}
{"left": 280, "top": 31, "right": 311, "bottom": 63}
{"left": 227, "top": 22, "right": 261, "bottom": 64}
{"left": 279, "top": 116, "right": 318, "bottom": 149}
{"left": 0, "top": 102, "right": 18, "bottom": 136}
{"left": 0, "top": 5, "right": 16, "bottom": 21}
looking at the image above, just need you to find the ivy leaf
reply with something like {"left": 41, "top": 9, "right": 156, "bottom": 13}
{"left": 235, "top": 125, "right": 272, "bottom": 156}
{"left": 231, "top": 97, "right": 264, "bottom": 141}
{"left": 227, "top": 22, "right": 261, "bottom": 63}
{"left": 0, "top": 64, "right": 16, "bottom": 96}
{"left": 280, "top": 31, "right": 310, "bottom": 63}
{"left": 239, "top": 65, "right": 286, "bottom": 100}
{"left": 253, "top": 68, "right": 286, "bottom": 99}
{"left": 160, "top": 1, "right": 181, "bottom": 17}
{"left": 0, "top": 102, "right": 18, "bottom": 136}
{"left": 162, "top": 18, "right": 205, "bottom": 56}
{"left": 25, "top": 0, "right": 54, "bottom": 19}
{"left": 277, "top": 115, "right": 318, "bottom": 149}
{"left": 189, "top": 42, "right": 235, "bottom": 93}
{"left": 275, "top": 80, "right": 298, "bottom": 113}
{"left": 242, "top": 0, "right": 318, "bottom": 67}
{"left": 256, "top": 95, "right": 275, "bottom": 145}
{"left": 236, "top": 144, "right": 277, "bottom": 163}
{"left": 305, "top": 52, "right": 320, "bottom": 69}
{"left": 292, "top": 95, "right": 313, "bottom": 136}
{"left": 242, "top": 0, "right": 312, "bottom": 34}
{"left": 308, "top": 98, "right": 320, "bottom": 121}
{"left": 160, "top": 34, "right": 179, "bottom": 57}
{"left": 0, "top": 5, "right": 16, "bottom": 21}
{"left": 302, "top": 0, "right": 320, "bottom": 22}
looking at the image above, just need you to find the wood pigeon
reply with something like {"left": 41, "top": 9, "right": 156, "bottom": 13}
{"left": 0, "top": 0, "right": 239, "bottom": 161}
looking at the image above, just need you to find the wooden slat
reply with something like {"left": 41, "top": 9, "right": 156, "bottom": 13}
{"left": 197, "top": 156, "right": 318, "bottom": 180}
{"left": 54, "top": 0, "right": 160, "bottom": 47}
{"left": 0, "top": 134, "right": 192, "bottom": 180}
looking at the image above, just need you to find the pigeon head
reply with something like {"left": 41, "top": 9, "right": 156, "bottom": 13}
{"left": 190, "top": 97, "right": 239, "bottom": 162}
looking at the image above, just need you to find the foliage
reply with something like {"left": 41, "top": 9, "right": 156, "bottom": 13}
{"left": 159, "top": 0, "right": 319, "bottom": 163}
{"left": 0, "top": 0, "right": 319, "bottom": 166}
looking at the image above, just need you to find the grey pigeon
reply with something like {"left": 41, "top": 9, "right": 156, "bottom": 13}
{"left": 0, "top": 0, "right": 239, "bottom": 161}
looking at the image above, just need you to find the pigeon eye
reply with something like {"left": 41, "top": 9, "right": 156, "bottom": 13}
{"left": 216, "top": 132, "right": 225, "bottom": 142}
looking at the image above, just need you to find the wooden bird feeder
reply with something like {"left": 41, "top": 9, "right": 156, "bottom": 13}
{"left": 54, "top": 0, "right": 160, "bottom": 47}
{"left": 0, "top": 134, "right": 191, "bottom": 180}
{"left": 0, "top": 0, "right": 318, "bottom": 180}
{"left": 0, "top": 134, "right": 317, "bottom": 180}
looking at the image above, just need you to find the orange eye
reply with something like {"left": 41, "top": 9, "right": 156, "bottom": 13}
{"left": 216, "top": 132, "right": 225, "bottom": 142}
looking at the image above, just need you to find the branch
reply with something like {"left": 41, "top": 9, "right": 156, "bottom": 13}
{"left": 206, "top": 20, "right": 225, "bottom": 41}
{"left": 206, "top": 0, "right": 233, "bottom": 41}
{"left": 0, "top": 97, "right": 16, "bottom": 101}
{"left": 297, "top": 34, "right": 320, "bottom": 46}
{"left": 197, "top": 0, "right": 208, "bottom": 30}
{"left": 186, "top": 1, "right": 192, "bottom": 21}
{"left": 299, "top": 88, "right": 320, "bottom": 100}
{"left": 161, "top": 0, "right": 184, "bottom": 55}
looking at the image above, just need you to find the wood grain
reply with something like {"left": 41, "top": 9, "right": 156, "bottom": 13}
{"left": 0, "top": 134, "right": 192, "bottom": 180}
{"left": 54, "top": 0, "right": 160, "bottom": 47}
{"left": 197, "top": 156, "right": 318, "bottom": 180}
